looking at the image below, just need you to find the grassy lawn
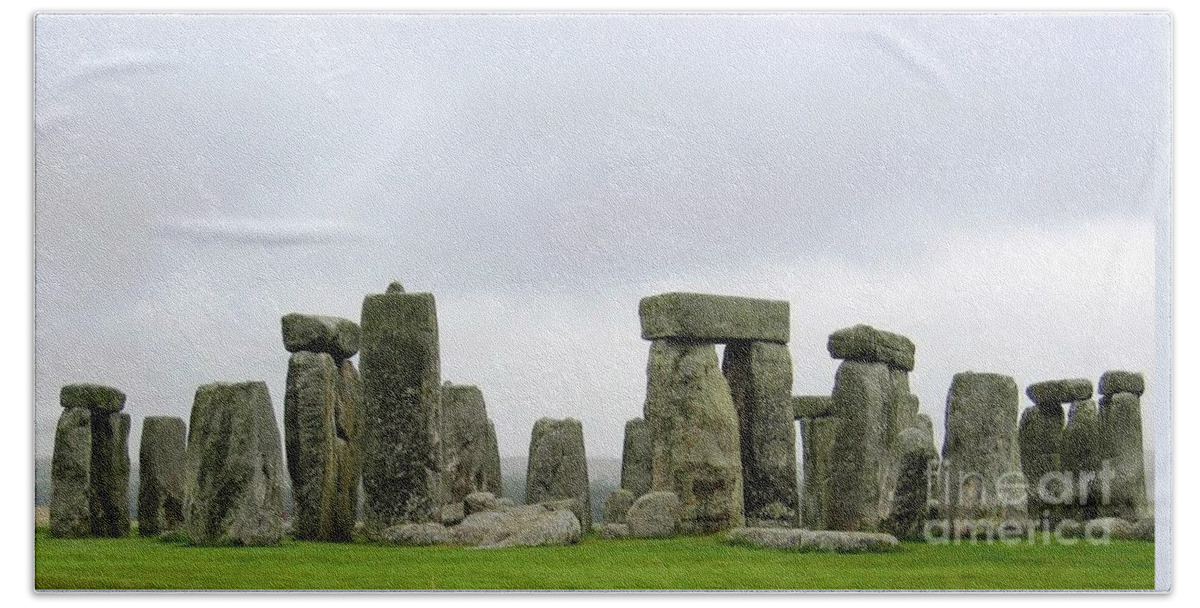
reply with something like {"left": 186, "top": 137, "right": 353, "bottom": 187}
{"left": 34, "top": 528, "right": 1154, "bottom": 590}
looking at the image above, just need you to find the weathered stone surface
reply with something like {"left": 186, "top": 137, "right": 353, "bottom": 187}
{"left": 481, "top": 420, "right": 503, "bottom": 496}
{"left": 360, "top": 286, "right": 443, "bottom": 535}
{"left": 60, "top": 383, "right": 125, "bottom": 413}
{"left": 826, "top": 360, "right": 891, "bottom": 532}
{"left": 792, "top": 395, "right": 832, "bottom": 420}
{"left": 451, "top": 504, "right": 581, "bottom": 547}
{"left": 639, "top": 292, "right": 789, "bottom": 344}
{"left": 495, "top": 497, "right": 516, "bottom": 509}
{"left": 1131, "top": 518, "right": 1154, "bottom": 541}
{"left": 1026, "top": 379, "right": 1093, "bottom": 405}
{"left": 603, "top": 488, "right": 635, "bottom": 524}
{"left": 1099, "top": 392, "right": 1146, "bottom": 521}
{"left": 626, "top": 491, "right": 681, "bottom": 538}
{"left": 183, "top": 381, "right": 286, "bottom": 546}
{"left": 599, "top": 523, "right": 630, "bottom": 539}
{"left": 1019, "top": 403, "right": 1066, "bottom": 523}
{"left": 726, "top": 527, "right": 901, "bottom": 553}
{"left": 800, "top": 415, "right": 839, "bottom": 530}
{"left": 381, "top": 522, "right": 451, "bottom": 546}
{"left": 464, "top": 492, "right": 499, "bottom": 515}
{"left": 138, "top": 416, "right": 186, "bottom": 537}
{"left": 644, "top": 340, "right": 744, "bottom": 533}
{"left": 883, "top": 426, "right": 938, "bottom": 541}
{"left": 826, "top": 325, "right": 915, "bottom": 372}
{"left": 940, "top": 372, "right": 1025, "bottom": 526}
{"left": 50, "top": 407, "right": 91, "bottom": 538}
{"left": 723, "top": 341, "right": 799, "bottom": 528}
{"left": 619, "top": 418, "right": 652, "bottom": 498}
{"left": 1061, "top": 399, "right": 1102, "bottom": 520}
{"left": 385, "top": 281, "right": 405, "bottom": 294}
{"left": 281, "top": 313, "right": 360, "bottom": 360}
{"left": 439, "top": 501, "right": 466, "bottom": 526}
{"left": 285, "top": 351, "right": 357, "bottom": 541}
{"left": 442, "top": 384, "right": 491, "bottom": 504}
{"left": 89, "top": 412, "right": 130, "bottom": 537}
{"left": 524, "top": 418, "right": 591, "bottom": 530}
{"left": 1099, "top": 371, "right": 1145, "bottom": 397}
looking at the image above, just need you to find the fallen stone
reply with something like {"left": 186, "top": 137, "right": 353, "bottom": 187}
{"left": 1099, "top": 371, "right": 1145, "bottom": 397}
{"left": 1026, "top": 379, "right": 1093, "bottom": 405}
{"left": 281, "top": 313, "right": 360, "bottom": 361}
{"left": 440, "top": 501, "right": 465, "bottom": 526}
{"left": 644, "top": 340, "right": 744, "bottom": 533}
{"left": 1075, "top": 517, "right": 1136, "bottom": 541}
{"left": 826, "top": 325, "right": 915, "bottom": 372}
{"left": 800, "top": 415, "right": 839, "bottom": 530}
{"left": 603, "top": 488, "right": 635, "bottom": 524}
{"left": 60, "top": 383, "right": 125, "bottom": 413}
{"left": 723, "top": 341, "right": 799, "bottom": 528}
{"left": 137, "top": 416, "right": 186, "bottom": 537}
{"left": 464, "top": 491, "right": 499, "bottom": 515}
{"left": 50, "top": 407, "right": 91, "bottom": 538}
{"left": 495, "top": 497, "right": 516, "bottom": 509}
{"left": 1131, "top": 518, "right": 1154, "bottom": 541}
{"left": 599, "top": 523, "right": 630, "bottom": 539}
{"left": 725, "top": 527, "right": 901, "bottom": 553}
{"left": 381, "top": 522, "right": 451, "bottom": 546}
{"left": 626, "top": 491, "right": 681, "bottom": 538}
{"left": 826, "top": 359, "right": 891, "bottom": 532}
{"left": 525, "top": 418, "right": 591, "bottom": 530}
{"left": 1099, "top": 392, "right": 1146, "bottom": 521}
{"left": 639, "top": 292, "right": 789, "bottom": 344}
{"left": 360, "top": 286, "right": 443, "bottom": 534}
{"left": 441, "top": 384, "right": 491, "bottom": 504}
{"left": 484, "top": 509, "right": 581, "bottom": 548}
{"left": 183, "top": 381, "right": 286, "bottom": 546}
{"left": 792, "top": 395, "right": 832, "bottom": 420}
{"left": 619, "top": 418, "right": 653, "bottom": 498}
{"left": 883, "top": 426, "right": 938, "bottom": 541}
{"left": 89, "top": 411, "right": 131, "bottom": 538}
{"left": 451, "top": 504, "right": 581, "bottom": 548}
{"left": 941, "top": 372, "right": 1024, "bottom": 524}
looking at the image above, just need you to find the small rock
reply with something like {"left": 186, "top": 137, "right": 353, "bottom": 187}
{"left": 599, "top": 523, "right": 630, "bottom": 539}
{"left": 482, "top": 509, "right": 580, "bottom": 548}
{"left": 626, "top": 491, "right": 680, "bottom": 538}
{"left": 725, "top": 527, "right": 901, "bottom": 553}
{"left": 1131, "top": 518, "right": 1155, "bottom": 541}
{"left": 464, "top": 491, "right": 499, "bottom": 515}
{"left": 381, "top": 522, "right": 451, "bottom": 546}
{"left": 602, "top": 489, "right": 635, "bottom": 524}
{"left": 439, "top": 502, "right": 465, "bottom": 526}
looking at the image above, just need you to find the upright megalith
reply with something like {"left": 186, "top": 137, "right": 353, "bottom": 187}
{"left": 1061, "top": 399, "right": 1101, "bottom": 520}
{"left": 940, "top": 373, "right": 1024, "bottom": 528}
{"left": 1098, "top": 372, "right": 1146, "bottom": 520}
{"left": 525, "top": 417, "right": 591, "bottom": 530}
{"left": 620, "top": 418, "right": 652, "bottom": 498}
{"left": 442, "top": 384, "right": 492, "bottom": 503}
{"left": 825, "top": 359, "right": 891, "bottom": 532}
{"left": 883, "top": 424, "right": 938, "bottom": 541}
{"left": 284, "top": 347, "right": 360, "bottom": 542}
{"left": 52, "top": 383, "right": 129, "bottom": 538}
{"left": 1020, "top": 379, "right": 1090, "bottom": 524}
{"left": 723, "top": 341, "right": 799, "bottom": 527}
{"left": 138, "top": 416, "right": 186, "bottom": 537}
{"left": 50, "top": 406, "right": 91, "bottom": 538}
{"left": 644, "top": 340, "right": 744, "bottom": 533}
{"left": 360, "top": 283, "right": 444, "bottom": 535}
{"left": 183, "top": 381, "right": 286, "bottom": 546}
{"left": 481, "top": 420, "right": 503, "bottom": 496}
{"left": 797, "top": 405, "right": 838, "bottom": 530}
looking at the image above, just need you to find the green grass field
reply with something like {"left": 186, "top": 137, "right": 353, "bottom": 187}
{"left": 34, "top": 528, "right": 1154, "bottom": 590}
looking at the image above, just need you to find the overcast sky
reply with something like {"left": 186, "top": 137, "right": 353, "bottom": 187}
{"left": 34, "top": 13, "right": 1170, "bottom": 463}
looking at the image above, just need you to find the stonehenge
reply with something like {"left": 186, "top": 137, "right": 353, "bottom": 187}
{"left": 183, "top": 381, "right": 286, "bottom": 546}
{"left": 1019, "top": 379, "right": 1092, "bottom": 524}
{"left": 525, "top": 417, "right": 591, "bottom": 531}
{"left": 137, "top": 416, "right": 186, "bottom": 537}
{"left": 51, "top": 384, "right": 130, "bottom": 538}
{"left": 359, "top": 283, "right": 445, "bottom": 534}
{"left": 639, "top": 292, "right": 797, "bottom": 533}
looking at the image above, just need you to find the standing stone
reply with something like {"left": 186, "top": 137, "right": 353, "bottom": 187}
{"left": 603, "top": 488, "right": 636, "bottom": 524}
{"left": 360, "top": 285, "right": 443, "bottom": 535}
{"left": 336, "top": 358, "right": 362, "bottom": 533}
{"left": 723, "top": 341, "right": 799, "bottom": 528}
{"left": 138, "top": 416, "right": 186, "bottom": 537}
{"left": 825, "top": 360, "right": 891, "bottom": 532}
{"left": 644, "top": 340, "right": 744, "bottom": 534}
{"left": 524, "top": 417, "right": 591, "bottom": 530}
{"left": 626, "top": 491, "right": 682, "bottom": 538}
{"left": 799, "top": 414, "right": 839, "bottom": 530}
{"left": 1018, "top": 403, "right": 1066, "bottom": 524}
{"left": 50, "top": 406, "right": 91, "bottom": 538}
{"left": 442, "top": 384, "right": 491, "bottom": 504}
{"left": 883, "top": 425, "right": 938, "bottom": 541}
{"left": 89, "top": 412, "right": 131, "bottom": 538}
{"left": 1100, "top": 391, "right": 1146, "bottom": 521}
{"left": 1061, "top": 399, "right": 1101, "bottom": 521}
{"left": 285, "top": 351, "right": 358, "bottom": 541}
{"left": 183, "top": 381, "right": 286, "bottom": 546}
{"left": 940, "top": 373, "right": 1024, "bottom": 528}
{"left": 620, "top": 418, "right": 653, "bottom": 498}
{"left": 480, "top": 419, "right": 503, "bottom": 496}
